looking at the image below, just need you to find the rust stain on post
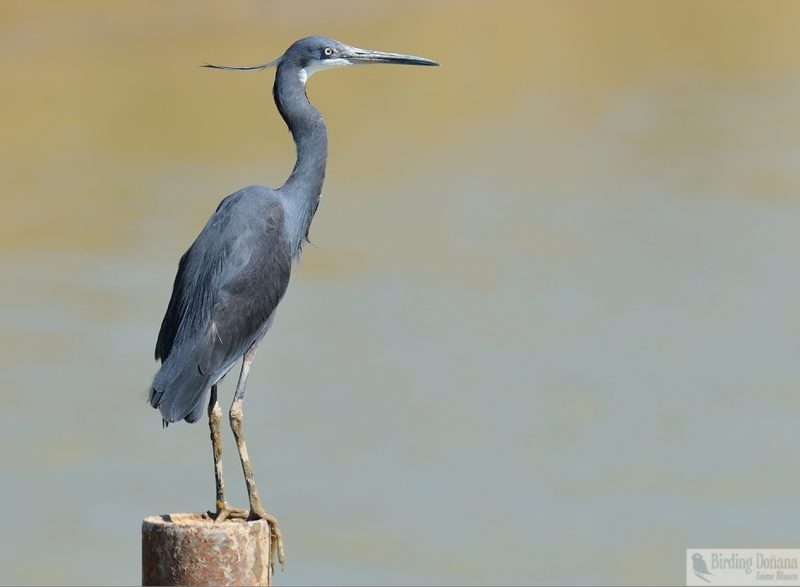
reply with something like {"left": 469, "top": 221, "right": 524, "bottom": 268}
{"left": 142, "top": 513, "right": 272, "bottom": 586}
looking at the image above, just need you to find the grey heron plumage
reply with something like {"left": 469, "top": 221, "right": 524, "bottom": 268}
{"left": 148, "top": 35, "right": 437, "bottom": 575}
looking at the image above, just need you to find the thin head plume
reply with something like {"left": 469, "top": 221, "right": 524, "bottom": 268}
{"left": 201, "top": 57, "right": 280, "bottom": 72}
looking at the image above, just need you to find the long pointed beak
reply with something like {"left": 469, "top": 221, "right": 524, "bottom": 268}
{"left": 343, "top": 46, "right": 439, "bottom": 67}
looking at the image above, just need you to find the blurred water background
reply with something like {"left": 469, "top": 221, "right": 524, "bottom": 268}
{"left": 2, "top": 1, "right": 800, "bottom": 584}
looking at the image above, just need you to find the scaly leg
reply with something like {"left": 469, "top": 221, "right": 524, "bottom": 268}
{"left": 230, "top": 346, "right": 286, "bottom": 574}
{"left": 207, "top": 384, "right": 247, "bottom": 522}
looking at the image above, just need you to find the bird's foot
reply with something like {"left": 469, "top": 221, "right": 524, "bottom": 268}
{"left": 208, "top": 501, "right": 248, "bottom": 523}
{"left": 248, "top": 504, "right": 286, "bottom": 574}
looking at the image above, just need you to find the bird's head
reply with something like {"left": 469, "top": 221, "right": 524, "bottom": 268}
{"left": 203, "top": 35, "right": 439, "bottom": 83}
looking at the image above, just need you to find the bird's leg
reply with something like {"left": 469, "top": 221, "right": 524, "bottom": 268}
{"left": 207, "top": 384, "right": 247, "bottom": 522}
{"left": 230, "top": 346, "right": 286, "bottom": 573}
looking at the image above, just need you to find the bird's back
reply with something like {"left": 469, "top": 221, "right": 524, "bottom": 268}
{"left": 150, "top": 185, "right": 292, "bottom": 423}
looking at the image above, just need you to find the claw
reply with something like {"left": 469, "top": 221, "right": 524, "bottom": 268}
{"left": 248, "top": 505, "right": 286, "bottom": 573}
{"left": 209, "top": 503, "right": 248, "bottom": 523}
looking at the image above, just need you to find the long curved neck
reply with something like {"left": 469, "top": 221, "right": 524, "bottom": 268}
{"left": 274, "top": 63, "right": 327, "bottom": 254}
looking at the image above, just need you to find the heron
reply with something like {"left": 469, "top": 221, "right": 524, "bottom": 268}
{"left": 148, "top": 36, "right": 438, "bottom": 574}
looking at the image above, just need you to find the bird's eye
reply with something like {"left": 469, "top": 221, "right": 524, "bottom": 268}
{"left": 323, "top": 47, "right": 334, "bottom": 57}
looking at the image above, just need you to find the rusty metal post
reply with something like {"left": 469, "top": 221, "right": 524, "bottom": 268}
{"left": 142, "top": 513, "right": 272, "bottom": 586}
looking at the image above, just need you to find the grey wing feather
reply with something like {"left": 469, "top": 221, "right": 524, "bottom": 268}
{"left": 154, "top": 252, "right": 188, "bottom": 362}
{"left": 150, "top": 189, "right": 292, "bottom": 423}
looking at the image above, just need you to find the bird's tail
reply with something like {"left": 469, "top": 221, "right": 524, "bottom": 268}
{"left": 149, "top": 347, "right": 213, "bottom": 424}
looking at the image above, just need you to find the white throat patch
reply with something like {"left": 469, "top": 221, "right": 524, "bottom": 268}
{"left": 298, "top": 58, "right": 352, "bottom": 85}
